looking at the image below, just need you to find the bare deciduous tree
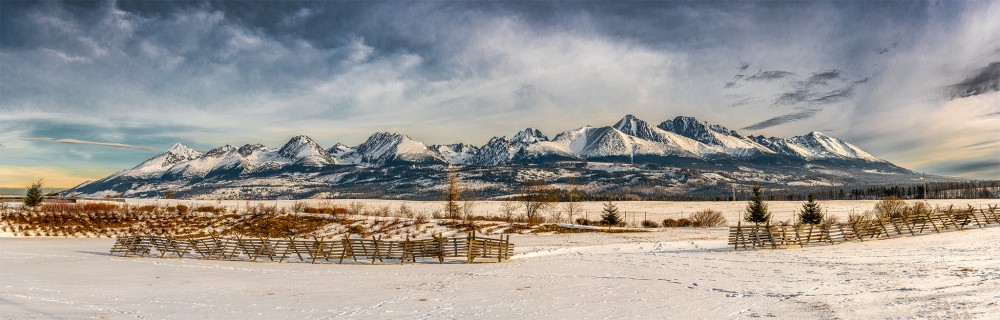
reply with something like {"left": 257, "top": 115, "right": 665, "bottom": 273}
{"left": 519, "top": 180, "right": 558, "bottom": 225}
{"left": 499, "top": 200, "right": 518, "bottom": 223}
{"left": 560, "top": 179, "right": 581, "bottom": 224}
{"left": 444, "top": 169, "right": 461, "bottom": 219}
{"left": 348, "top": 201, "right": 366, "bottom": 215}
{"left": 461, "top": 192, "right": 477, "bottom": 223}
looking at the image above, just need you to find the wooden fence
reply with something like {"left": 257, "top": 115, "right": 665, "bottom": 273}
{"left": 730, "top": 205, "right": 1000, "bottom": 250}
{"left": 109, "top": 232, "right": 514, "bottom": 264}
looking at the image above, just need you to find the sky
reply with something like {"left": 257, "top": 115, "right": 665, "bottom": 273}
{"left": 1, "top": 0, "right": 998, "bottom": 188}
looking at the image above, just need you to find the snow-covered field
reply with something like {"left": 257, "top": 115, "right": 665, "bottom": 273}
{"left": 94, "top": 198, "right": 1000, "bottom": 225}
{"left": 3, "top": 226, "right": 1000, "bottom": 319}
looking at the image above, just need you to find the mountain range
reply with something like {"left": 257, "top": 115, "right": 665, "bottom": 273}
{"left": 66, "top": 115, "right": 931, "bottom": 200}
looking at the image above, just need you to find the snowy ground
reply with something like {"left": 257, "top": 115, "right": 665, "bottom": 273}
{"left": 70, "top": 198, "right": 1000, "bottom": 225}
{"left": 3, "top": 227, "right": 1000, "bottom": 319}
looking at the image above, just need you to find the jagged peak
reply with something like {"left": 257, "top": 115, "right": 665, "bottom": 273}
{"left": 284, "top": 135, "right": 318, "bottom": 146}
{"left": 356, "top": 131, "right": 430, "bottom": 150}
{"left": 278, "top": 135, "right": 323, "bottom": 153}
{"left": 618, "top": 114, "right": 641, "bottom": 122}
{"left": 659, "top": 116, "right": 707, "bottom": 130}
{"left": 327, "top": 143, "right": 352, "bottom": 157}
{"left": 368, "top": 131, "right": 406, "bottom": 140}
{"left": 659, "top": 115, "right": 743, "bottom": 138}
{"left": 165, "top": 142, "right": 197, "bottom": 154}
{"left": 807, "top": 131, "right": 828, "bottom": 138}
{"left": 513, "top": 128, "right": 547, "bottom": 142}
{"left": 488, "top": 135, "right": 511, "bottom": 142}
{"left": 613, "top": 114, "right": 653, "bottom": 132}
{"left": 158, "top": 143, "right": 202, "bottom": 161}
{"left": 238, "top": 143, "right": 267, "bottom": 156}
{"left": 205, "top": 145, "right": 237, "bottom": 156}
{"left": 328, "top": 142, "right": 350, "bottom": 152}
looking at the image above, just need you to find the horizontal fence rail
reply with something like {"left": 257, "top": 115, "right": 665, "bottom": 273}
{"left": 110, "top": 232, "right": 514, "bottom": 264}
{"left": 730, "top": 205, "right": 1000, "bottom": 250}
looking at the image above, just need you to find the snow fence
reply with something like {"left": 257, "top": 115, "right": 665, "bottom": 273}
{"left": 109, "top": 232, "right": 514, "bottom": 264}
{"left": 730, "top": 205, "right": 1000, "bottom": 250}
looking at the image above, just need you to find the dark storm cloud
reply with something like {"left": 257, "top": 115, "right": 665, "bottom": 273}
{"left": 741, "top": 108, "right": 820, "bottom": 130}
{"left": 949, "top": 62, "right": 1000, "bottom": 99}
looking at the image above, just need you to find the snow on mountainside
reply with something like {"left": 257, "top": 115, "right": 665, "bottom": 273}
{"left": 70, "top": 115, "right": 907, "bottom": 199}
{"left": 117, "top": 143, "right": 203, "bottom": 179}
{"left": 163, "top": 145, "right": 242, "bottom": 178}
{"left": 468, "top": 137, "right": 516, "bottom": 166}
{"left": 277, "top": 135, "right": 335, "bottom": 167}
{"left": 610, "top": 115, "right": 713, "bottom": 157}
{"left": 548, "top": 125, "right": 683, "bottom": 158}
{"left": 657, "top": 116, "right": 775, "bottom": 157}
{"left": 433, "top": 143, "right": 479, "bottom": 164}
{"left": 108, "top": 115, "right": 889, "bottom": 177}
{"left": 339, "top": 132, "right": 446, "bottom": 166}
{"left": 512, "top": 128, "right": 548, "bottom": 146}
{"left": 750, "top": 132, "right": 881, "bottom": 162}
{"left": 326, "top": 143, "right": 353, "bottom": 158}
{"left": 472, "top": 128, "right": 571, "bottom": 165}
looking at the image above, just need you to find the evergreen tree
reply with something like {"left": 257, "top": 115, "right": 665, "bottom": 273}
{"left": 601, "top": 200, "right": 621, "bottom": 226}
{"left": 24, "top": 179, "right": 44, "bottom": 210}
{"left": 744, "top": 185, "right": 770, "bottom": 225}
{"left": 798, "top": 193, "right": 824, "bottom": 224}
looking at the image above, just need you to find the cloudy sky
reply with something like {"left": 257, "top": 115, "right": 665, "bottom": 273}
{"left": 1, "top": 0, "right": 998, "bottom": 187}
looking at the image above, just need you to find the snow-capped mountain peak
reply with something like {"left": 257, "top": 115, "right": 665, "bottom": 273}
{"left": 433, "top": 143, "right": 479, "bottom": 164}
{"left": 512, "top": 128, "right": 548, "bottom": 146}
{"left": 68, "top": 114, "right": 906, "bottom": 199}
{"left": 657, "top": 116, "right": 775, "bottom": 157}
{"left": 238, "top": 144, "right": 267, "bottom": 157}
{"left": 613, "top": 115, "right": 665, "bottom": 140}
{"left": 205, "top": 145, "right": 237, "bottom": 157}
{"left": 790, "top": 131, "right": 880, "bottom": 161}
{"left": 327, "top": 143, "right": 352, "bottom": 157}
{"left": 119, "top": 143, "right": 203, "bottom": 178}
{"left": 342, "top": 132, "right": 445, "bottom": 166}
{"left": 165, "top": 143, "right": 201, "bottom": 158}
{"left": 277, "top": 135, "right": 334, "bottom": 166}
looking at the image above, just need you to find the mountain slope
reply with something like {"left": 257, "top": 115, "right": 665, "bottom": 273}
{"left": 750, "top": 132, "right": 881, "bottom": 161}
{"left": 66, "top": 115, "right": 913, "bottom": 199}
{"left": 340, "top": 132, "right": 447, "bottom": 166}
{"left": 117, "top": 143, "right": 203, "bottom": 179}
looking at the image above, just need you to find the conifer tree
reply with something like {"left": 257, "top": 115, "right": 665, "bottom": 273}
{"left": 799, "top": 193, "right": 824, "bottom": 224}
{"left": 24, "top": 179, "right": 44, "bottom": 210}
{"left": 601, "top": 200, "right": 621, "bottom": 226}
{"left": 744, "top": 185, "right": 770, "bottom": 225}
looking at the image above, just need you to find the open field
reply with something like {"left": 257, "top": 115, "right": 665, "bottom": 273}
{"left": 3, "top": 226, "right": 1000, "bottom": 319}
{"left": 3, "top": 198, "right": 997, "bottom": 318}
{"left": 28, "top": 198, "right": 1000, "bottom": 224}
